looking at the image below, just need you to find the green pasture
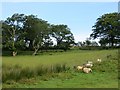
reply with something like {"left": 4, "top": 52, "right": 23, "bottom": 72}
{"left": 3, "top": 72, "right": 118, "bottom": 88}
{"left": 2, "top": 49, "right": 118, "bottom": 68}
{"left": 2, "top": 49, "right": 119, "bottom": 88}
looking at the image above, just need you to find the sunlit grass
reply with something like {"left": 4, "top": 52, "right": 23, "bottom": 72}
{"left": 2, "top": 49, "right": 119, "bottom": 88}
{"left": 2, "top": 49, "right": 118, "bottom": 67}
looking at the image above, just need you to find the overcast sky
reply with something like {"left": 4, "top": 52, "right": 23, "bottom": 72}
{"left": 1, "top": 2, "right": 118, "bottom": 42}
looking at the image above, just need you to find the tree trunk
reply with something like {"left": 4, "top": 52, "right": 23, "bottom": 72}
{"left": 111, "top": 42, "right": 114, "bottom": 47}
{"left": 32, "top": 49, "right": 38, "bottom": 56}
{"left": 29, "top": 40, "right": 33, "bottom": 50}
{"left": 12, "top": 51, "right": 17, "bottom": 56}
{"left": 111, "top": 36, "right": 114, "bottom": 47}
{"left": 12, "top": 28, "right": 16, "bottom": 56}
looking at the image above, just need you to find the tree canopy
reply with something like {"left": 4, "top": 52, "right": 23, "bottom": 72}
{"left": 2, "top": 13, "right": 75, "bottom": 56}
{"left": 51, "top": 24, "right": 74, "bottom": 50}
{"left": 90, "top": 12, "right": 120, "bottom": 46}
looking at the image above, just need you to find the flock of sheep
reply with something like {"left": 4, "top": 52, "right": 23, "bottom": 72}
{"left": 74, "top": 58, "right": 102, "bottom": 74}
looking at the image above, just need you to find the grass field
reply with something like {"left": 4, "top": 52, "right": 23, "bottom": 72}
{"left": 2, "top": 49, "right": 119, "bottom": 88}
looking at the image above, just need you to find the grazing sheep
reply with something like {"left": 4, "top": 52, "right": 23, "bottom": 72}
{"left": 82, "top": 61, "right": 93, "bottom": 68}
{"left": 87, "top": 61, "right": 93, "bottom": 64}
{"left": 83, "top": 67, "right": 92, "bottom": 73}
{"left": 76, "top": 65, "right": 84, "bottom": 71}
{"left": 97, "top": 58, "right": 102, "bottom": 63}
{"left": 83, "top": 63, "right": 93, "bottom": 68}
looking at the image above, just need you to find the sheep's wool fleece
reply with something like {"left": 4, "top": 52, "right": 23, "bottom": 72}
{"left": 77, "top": 66, "right": 83, "bottom": 70}
{"left": 83, "top": 68, "right": 92, "bottom": 73}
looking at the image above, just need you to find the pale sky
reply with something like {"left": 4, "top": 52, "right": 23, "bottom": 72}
{"left": 1, "top": 2, "right": 118, "bottom": 42}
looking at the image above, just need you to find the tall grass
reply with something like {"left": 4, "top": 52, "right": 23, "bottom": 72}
{"left": 2, "top": 49, "right": 118, "bottom": 84}
{"left": 3, "top": 57, "right": 118, "bottom": 83}
{"left": 2, "top": 63, "right": 70, "bottom": 83}
{"left": 92, "top": 59, "right": 118, "bottom": 73}
{"left": 92, "top": 53, "right": 118, "bottom": 73}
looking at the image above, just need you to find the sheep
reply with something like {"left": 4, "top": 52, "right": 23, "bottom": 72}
{"left": 83, "top": 63, "right": 93, "bottom": 68}
{"left": 74, "top": 65, "right": 92, "bottom": 74}
{"left": 87, "top": 61, "right": 93, "bottom": 64}
{"left": 83, "top": 67, "right": 92, "bottom": 73}
{"left": 76, "top": 65, "right": 84, "bottom": 71}
{"left": 97, "top": 58, "right": 102, "bottom": 63}
{"left": 82, "top": 61, "right": 93, "bottom": 68}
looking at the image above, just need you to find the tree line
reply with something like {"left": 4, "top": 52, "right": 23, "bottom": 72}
{"left": 1, "top": 13, "right": 74, "bottom": 56}
{"left": 77, "top": 12, "right": 120, "bottom": 49}
{"left": 1, "top": 12, "right": 120, "bottom": 56}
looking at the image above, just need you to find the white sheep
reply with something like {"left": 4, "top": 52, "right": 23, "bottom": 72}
{"left": 83, "top": 63, "right": 93, "bottom": 68}
{"left": 76, "top": 65, "right": 84, "bottom": 71}
{"left": 87, "top": 61, "right": 93, "bottom": 64}
{"left": 83, "top": 67, "right": 92, "bottom": 73}
{"left": 97, "top": 58, "right": 102, "bottom": 63}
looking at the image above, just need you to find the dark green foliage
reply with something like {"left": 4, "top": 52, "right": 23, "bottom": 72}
{"left": 51, "top": 24, "right": 75, "bottom": 51}
{"left": 2, "top": 14, "right": 26, "bottom": 56}
{"left": 2, "top": 13, "right": 75, "bottom": 56}
{"left": 90, "top": 12, "right": 120, "bottom": 46}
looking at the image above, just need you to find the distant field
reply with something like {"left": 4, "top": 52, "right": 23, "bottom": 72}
{"left": 2, "top": 49, "right": 119, "bottom": 88}
{"left": 2, "top": 49, "right": 118, "bottom": 67}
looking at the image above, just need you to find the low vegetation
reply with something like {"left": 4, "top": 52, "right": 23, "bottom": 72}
{"left": 2, "top": 64, "right": 70, "bottom": 83}
{"left": 2, "top": 49, "right": 119, "bottom": 88}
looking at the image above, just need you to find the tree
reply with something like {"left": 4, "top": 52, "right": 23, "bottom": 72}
{"left": 32, "top": 19, "right": 50, "bottom": 55}
{"left": 91, "top": 41, "right": 98, "bottom": 46}
{"left": 2, "top": 13, "right": 25, "bottom": 56}
{"left": 90, "top": 12, "right": 120, "bottom": 47}
{"left": 2, "top": 13, "right": 76, "bottom": 56}
{"left": 77, "top": 41, "right": 83, "bottom": 47}
{"left": 23, "top": 15, "right": 40, "bottom": 50}
{"left": 0, "top": 21, "right": 2, "bottom": 52}
{"left": 51, "top": 24, "right": 74, "bottom": 50}
{"left": 85, "top": 38, "right": 91, "bottom": 46}
{"left": 23, "top": 14, "right": 51, "bottom": 55}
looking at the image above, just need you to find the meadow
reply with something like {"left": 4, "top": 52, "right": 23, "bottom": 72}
{"left": 2, "top": 49, "right": 119, "bottom": 88}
